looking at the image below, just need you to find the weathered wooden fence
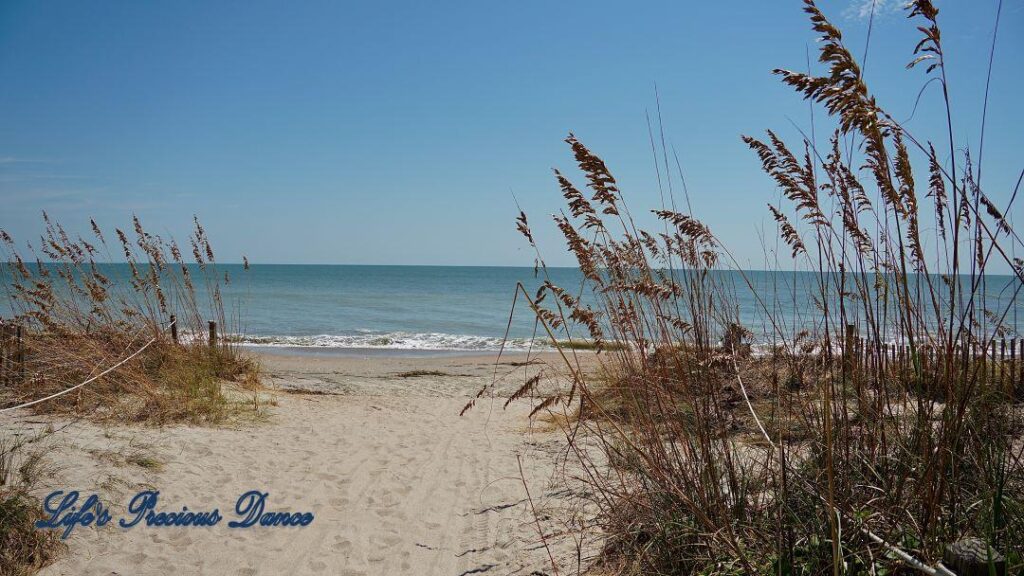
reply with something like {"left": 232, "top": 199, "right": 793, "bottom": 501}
{"left": 0, "top": 316, "right": 221, "bottom": 388}
{"left": 839, "top": 325, "right": 1023, "bottom": 393}
{"left": 0, "top": 319, "right": 26, "bottom": 386}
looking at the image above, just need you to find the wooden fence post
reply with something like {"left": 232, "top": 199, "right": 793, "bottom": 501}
{"left": 929, "top": 346, "right": 936, "bottom": 382}
{"left": 1019, "top": 339, "right": 1023, "bottom": 393}
{"left": 844, "top": 324, "right": 856, "bottom": 378}
{"left": 970, "top": 340, "right": 979, "bottom": 384}
{"left": 0, "top": 320, "right": 6, "bottom": 386}
{"left": 866, "top": 339, "right": 874, "bottom": 377}
{"left": 16, "top": 324, "right": 24, "bottom": 385}
{"left": 170, "top": 314, "right": 179, "bottom": 344}
{"left": 990, "top": 340, "right": 997, "bottom": 382}
{"left": 999, "top": 339, "right": 1006, "bottom": 388}
{"left": 208, "top": 320, "right": 217, "bottom": 348}
{"left": 859, "top": 337, "right": 866, "bottom": 374}
{"left": 1011, "top": 338, "right": 1017, "bottom": 389}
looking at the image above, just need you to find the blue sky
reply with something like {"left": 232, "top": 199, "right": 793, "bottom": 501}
{"left": 1, "top": 0, "right": 1021, "bottom": 270}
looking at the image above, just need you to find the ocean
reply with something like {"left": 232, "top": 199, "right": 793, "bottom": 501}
{"left": 2, "top": 264, "right": 1021, "bottom": 353}
{"left": 225, "top": 265, "right": 583, "bottom": 352}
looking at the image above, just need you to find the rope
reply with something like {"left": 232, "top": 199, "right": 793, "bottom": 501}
{"left": 0, "top": 321, "right": 173, "bottom": 415}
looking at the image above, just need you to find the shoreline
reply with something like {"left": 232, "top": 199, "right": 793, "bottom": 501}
{"left": 244, "top": 345, "right": 512, "bottom": 359}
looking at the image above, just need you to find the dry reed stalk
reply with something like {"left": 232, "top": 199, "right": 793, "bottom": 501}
{"left": 485, "top": 1, "right": 1023, "bottom": 574}
{"left": 0, "top": 214, "right": 257, "bottom": 423}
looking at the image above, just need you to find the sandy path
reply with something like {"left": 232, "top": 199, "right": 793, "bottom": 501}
{"left": 3, "top": 351, "right": 591, "bottom": 576}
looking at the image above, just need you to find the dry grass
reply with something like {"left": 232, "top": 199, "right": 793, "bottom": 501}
{"left": 0, "top": 216, "right": 262, "bottom": 574}
{"left": 556, "top": 339, "right": 627, "bottom": 352}
{"left": 485, "top": 1, "right": 1024, "bottom": 574}
{"left": 0, "top": 438, "right": 64, "bottom": 576}
{"left": 395, "top": 370, "right": 450, "bottom": 378}
{"left": 0, "top": 214, "right": 261, "bottom": 424}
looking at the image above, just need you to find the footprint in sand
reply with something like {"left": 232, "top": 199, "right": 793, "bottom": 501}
{"left": 331, "top": 537, "right": 353, "bottom": 553}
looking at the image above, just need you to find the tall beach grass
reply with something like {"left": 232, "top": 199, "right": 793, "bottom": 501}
{"left": 0, "top": 214, "right": 260, "bottom": 573}
{"left": 0, "top": 213, "right": 258, "bottom": 423}
{"left": 492, "top": 1, "right": 1023, "bottom": 574}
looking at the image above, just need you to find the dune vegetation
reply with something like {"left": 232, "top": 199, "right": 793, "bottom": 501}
{"left": 0, "top": 215, "right": 261, "bottom": 574}
{"left": 492, "top": 1, "right": 1023, "bottom": 574}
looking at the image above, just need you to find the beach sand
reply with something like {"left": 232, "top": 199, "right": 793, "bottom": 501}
{"left": 6, "top": 350, "right": 597, "bottom": 576}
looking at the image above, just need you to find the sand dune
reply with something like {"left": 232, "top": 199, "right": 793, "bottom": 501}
{"left": 6, "top": 351, "right": 595, "bottom": 576}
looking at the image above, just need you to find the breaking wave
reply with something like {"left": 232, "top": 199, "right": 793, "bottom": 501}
{"left": 232, "top": 332, "right": 550, "bottom": 351}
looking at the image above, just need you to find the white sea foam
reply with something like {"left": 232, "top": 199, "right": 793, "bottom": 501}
{"left": 233, "top": 332, "right": 550, "bottom": 351}
{"left": 231, "top": 331, "right": 981, "bottom": 356}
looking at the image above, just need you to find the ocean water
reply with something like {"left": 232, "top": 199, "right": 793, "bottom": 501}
{"left": 1, "top": 264, "right": 1021, "bottom": 352}
{"left": 226, "top": 265, "right": 584, "bottom": 351}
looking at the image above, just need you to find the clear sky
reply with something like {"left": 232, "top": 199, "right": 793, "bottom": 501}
{"left": 1, "top": 1, "right": 1021, "bottom": 270}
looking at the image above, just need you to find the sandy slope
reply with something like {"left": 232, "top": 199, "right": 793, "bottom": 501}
{"left": 3, "top": 350, "right": 595, "bottom": 576}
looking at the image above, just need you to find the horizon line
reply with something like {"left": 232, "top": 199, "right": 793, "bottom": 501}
{"left": 2, "top": 261, "right": 1019, "bottom": 277}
